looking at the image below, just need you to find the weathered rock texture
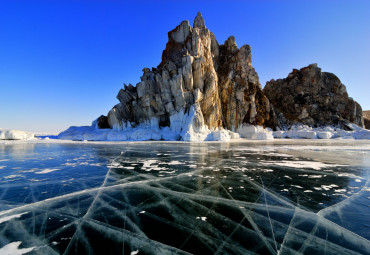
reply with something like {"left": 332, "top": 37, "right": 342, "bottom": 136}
{"left": 105, "top": 12, "right": 277, "bottom": 135}
{"left": 363, "top": 111, "right": 370, "bottom": 130}
{"left": 264, "top": 64, "right": 364, "bottom": 128}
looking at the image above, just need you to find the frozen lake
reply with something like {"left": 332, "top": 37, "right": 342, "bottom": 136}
{"left": 0, "top": 140, "right": 369, "bottom": 254}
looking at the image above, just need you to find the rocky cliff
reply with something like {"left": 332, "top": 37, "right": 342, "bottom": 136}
{"left": 59, "top": 13, "right": 367, "bottom": 141}
{"left": 103, "top": 12, "right": 277, "bottom": 140}
{"left": 264, "top": 64, "right": 364, "bottom": 128}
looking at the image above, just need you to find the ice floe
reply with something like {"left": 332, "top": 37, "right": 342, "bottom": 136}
{"left": 0, "top": 129, "right": 35, "bottom": 140}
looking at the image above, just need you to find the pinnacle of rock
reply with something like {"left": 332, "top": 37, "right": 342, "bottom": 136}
{"left": 193, "top": 12, "right": 205, "bottom": 28}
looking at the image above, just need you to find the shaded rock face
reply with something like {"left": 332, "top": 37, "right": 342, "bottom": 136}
{"left": 106, "top": 12, "right": 277, "bottom": 133}
{"left": 217, "top": 36, "right": 279, "bottom": 130}
{"left": 264, "top": 64, "right": 364, "bottom": 128}
{"left": 363, "top": 111, "right": 370, "bottom": 130}
{"left": 96, "top": 115, "right": 110, "bottom": 129}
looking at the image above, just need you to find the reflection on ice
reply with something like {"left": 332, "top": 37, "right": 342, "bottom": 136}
{"left": 0, "top": 140, "right": 369, "bottom": 254}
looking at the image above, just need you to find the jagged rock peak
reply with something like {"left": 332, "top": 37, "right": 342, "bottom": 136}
{"left": 169, "top": 20, "right": 191, "bottom": 44}
{"left": 193, "top": 12, "right": 205, "bottom": 28}
{"left": 100, "top": 12, "right": 279, "bottom": 140}
{"left": 224, "top": 36, "right": 238, "bottom": 52}
{"left": 264, "top": 64, "right": 364, "bottom": 128}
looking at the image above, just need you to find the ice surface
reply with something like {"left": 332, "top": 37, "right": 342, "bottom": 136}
{"left": 0, "top": 129, "right": 35, "bottom": 140}
{"left": 0, "top": 140, "right": 369, "bottom": 254}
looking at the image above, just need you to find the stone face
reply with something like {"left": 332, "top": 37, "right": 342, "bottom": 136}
{"left": 363, "top": 111, "right": 370, "bottom": 130}
{"left": 101, "top": 12, "right": 278, "bottom": 135}
{"left": 264, "top": 64, "right": 364, "bottom": 128}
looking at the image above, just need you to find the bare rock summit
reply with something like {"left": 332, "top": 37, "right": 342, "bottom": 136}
{"left": 264, "top": 64, "right": 364, "bottom": 128}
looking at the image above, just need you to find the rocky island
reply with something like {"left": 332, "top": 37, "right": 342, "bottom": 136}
{"left": 59, "top": 13, "right": 369, "bottom": 141}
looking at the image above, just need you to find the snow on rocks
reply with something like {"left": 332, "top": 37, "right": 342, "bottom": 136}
{"left": 58, "top": 104, "right": 370, "bottom": 142}
{"left": 58, "top": 120, "right": 370, "bottom": 142}
{"left": 0, "top": 129, "right": 35, "bottom": 140}
{"left": 58, "top": 106, "right": 241, "bottom": 142}
{"left": 272, "top": 124, "right": 370, "bottom": 140}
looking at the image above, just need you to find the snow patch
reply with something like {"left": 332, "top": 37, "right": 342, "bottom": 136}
{"left": 35, "top": 168, "right": 61, "bottom": 174}
{"left": 0, "top": 212, "right": 28, "bottom": 224}
{"left": 0, "top": 242, "right": 36, "bottom": 255}
{"left": 261, "top": 160, "right": 340, "bottom": 170}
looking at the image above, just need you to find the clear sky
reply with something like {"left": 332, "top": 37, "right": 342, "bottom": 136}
{"left": 1, "top": 0, "right": 369, "bottom": 133}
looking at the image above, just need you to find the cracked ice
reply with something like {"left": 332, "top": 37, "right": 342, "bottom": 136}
{"left": 0, "top": 140, "right": 369, "bottom": 254}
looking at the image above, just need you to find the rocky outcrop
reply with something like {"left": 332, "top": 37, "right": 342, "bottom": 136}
{"left": 95, "top": 115, "right": 110, "bottom": 129}
{"left": 60, "top": 13, "right": 366, "bottom": 142}
{"left": 217, "top": 36, "right": 279, "bottom": 130}
{"left": 264, "top": 64, "right": 364, "bottom": 128}
{"left": 104, "top": 12, "right": 277, "bottom": 140}
{"left": 363, "top": 111, "right": 370, "bottom": 129}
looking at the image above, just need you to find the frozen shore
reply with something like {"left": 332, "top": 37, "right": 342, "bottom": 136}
{"left": 57, "top": 121, "right": 370, "bottom": 142}
{"left": 2, "top": 122, "right": 370, "bottom": 143}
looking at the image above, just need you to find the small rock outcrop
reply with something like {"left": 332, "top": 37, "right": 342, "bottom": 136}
{"left": 363, "top": 111, "right": 370, "bottom": 130}
{"left": 105, "top": 12, "right": 277, "bottom": 139}
{"left": 96, "top": 115, "right": 110, "bottom": 129}
{"left": 264, "top": 64, "right": 364, "bottom": 128}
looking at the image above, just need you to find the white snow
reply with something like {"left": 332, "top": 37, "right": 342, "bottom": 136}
{"left": 261, "top": 160, "right": 342, "bottom": 170}
{"left": 58, "top": 106, "right": 370, "bottom": 142}
{"left": 273, "top": 124, "right": 370, "bottom": 140}
{"left": 0, "top": 242, "right": 35, "bottom": 255}
{"left": 0, "top": 212, "right": 28, "bottom": 224}
{"left": 34, "top": 168, "right": 61, "bottom": 174}
{"left": 0, "top": 129, "right": 35, "bottom": 140}
{"left": 58, "top": 104, "right": 241, "bottom": 142}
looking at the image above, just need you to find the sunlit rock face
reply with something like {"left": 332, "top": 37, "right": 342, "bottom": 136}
{"left": 105, "top": 12, "right": 278, "bottom": 138}
{"left": 264, "top": 64, "right": 364, "bottom": 128}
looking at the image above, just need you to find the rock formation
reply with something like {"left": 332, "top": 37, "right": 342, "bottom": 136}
{"left": 264, "top": 64, "right": 364, "bottom": 128}
{"left": 363, "top": 111, "right": 370, "bottom": 129}
{"left": 104, "top": 12, "right": 277, "bottom": 140}
{"left": 59, "top": 13, "right": 367, "bottom": 141}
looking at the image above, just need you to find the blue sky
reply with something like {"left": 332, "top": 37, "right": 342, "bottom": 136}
{"left": 1, "top": 0, "right": 369, "bottom": 133}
